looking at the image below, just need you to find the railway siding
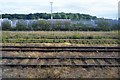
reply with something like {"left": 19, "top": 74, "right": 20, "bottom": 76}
{"left": 1, "top": 46, "right": 120, "bottom": 67}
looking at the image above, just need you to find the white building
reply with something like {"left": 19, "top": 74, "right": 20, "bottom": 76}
{"left": 0, "top": 19, "right": 3, "bottom": 27}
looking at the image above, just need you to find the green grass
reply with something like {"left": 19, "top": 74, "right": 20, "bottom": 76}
{"left": 2, "top": 31, "right": 119, "bottom": 44}
{"left": 2, "top": 39, "right": 119, "bottom": 44}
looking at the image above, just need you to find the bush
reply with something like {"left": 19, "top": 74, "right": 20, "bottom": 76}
{"left": 96, "top": 19, "right": 111, "bottom": 31}
{"left": 72, "top": 34, "right": 80, "bottom": 39}
{"left": 2, "top": 20, "right": 12, "bottom": 30}
{"left": 15, "top": 20, "right": 28, "bottom": 31}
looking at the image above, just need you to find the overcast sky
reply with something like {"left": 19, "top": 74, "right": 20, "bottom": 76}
{"left": 0, "top": 0, "right": 119, "bottom": 19}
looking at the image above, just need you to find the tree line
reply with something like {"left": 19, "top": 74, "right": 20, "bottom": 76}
{"left": 1, "top": 19, "right": 119, "bottom": 31}
{"left": 2, "top": 12, "right": 97, "bottom": 20}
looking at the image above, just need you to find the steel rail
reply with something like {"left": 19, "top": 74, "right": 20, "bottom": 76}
{"left": 1, "top": 56, "right": 120, "bottom": 59}
{"left": 1, "top": 64, "right": 120, "bottom": 67}
{"left": 1, "top": 46, "right": 120, "bottom": 49}
{"left": 2, "top": 49, "right": 120, "bottom": 52}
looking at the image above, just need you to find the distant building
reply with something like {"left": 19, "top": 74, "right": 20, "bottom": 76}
{"left": 0, "top": 19, "right": 3, "bottom": 27}
{"left": 72, "top": 19, "right": 97, "bottom": 27}
{"left": 47, "top": 19, "right": 71, "bottom": 24}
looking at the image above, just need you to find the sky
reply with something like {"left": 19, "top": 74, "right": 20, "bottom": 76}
{"left": 0, "top": 0, "right": 119, "bottom": 19}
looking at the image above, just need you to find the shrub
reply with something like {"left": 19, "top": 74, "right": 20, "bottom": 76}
{"left": 2, "top": 20, "right": 12, "bottom": 30}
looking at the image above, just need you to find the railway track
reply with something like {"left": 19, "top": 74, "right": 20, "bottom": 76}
{"left": 1, "top": 56, "right": 120, "bottom": 67}
{"left": 1, "top": 46, "right": 120, "bottom": 67}
{"left": 1, "top": 46, "right": 120, "bottom": 52}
